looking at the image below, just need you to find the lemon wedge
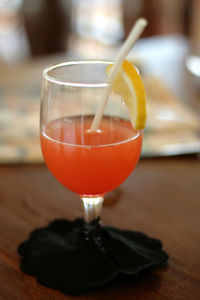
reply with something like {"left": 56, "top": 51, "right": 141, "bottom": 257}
{"left": 106, "top": 60, "right": 146, "bottom": 130}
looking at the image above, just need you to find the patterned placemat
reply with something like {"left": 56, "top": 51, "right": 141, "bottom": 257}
{"left": 0, "top": 59, "right": 200, "bottom": 163}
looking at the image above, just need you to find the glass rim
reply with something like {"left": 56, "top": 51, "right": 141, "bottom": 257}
{"left": 43, "top": 59, "right": 114, "bottom": 88}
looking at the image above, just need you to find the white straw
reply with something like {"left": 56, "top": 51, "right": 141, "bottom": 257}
{"left": 90, "top": 18, "right": 148, "bottom": 131}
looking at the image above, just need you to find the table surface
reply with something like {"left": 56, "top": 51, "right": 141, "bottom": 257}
{"left": 0, "top": 155, "right": 200, "bottom": 300}
{"left": 1, "top": 32, "right": 200, "bottom": 299}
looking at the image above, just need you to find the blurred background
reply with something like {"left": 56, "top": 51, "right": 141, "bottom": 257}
{"left": 0, "top": 0, "right": 200, "bottom": 163}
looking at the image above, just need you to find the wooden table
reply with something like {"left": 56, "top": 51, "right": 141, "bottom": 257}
{"left": 1, "top": 31, "right": 200, "bottom": 299}
{"left": 0, "top": 155, "right": 200, "bottom": 299}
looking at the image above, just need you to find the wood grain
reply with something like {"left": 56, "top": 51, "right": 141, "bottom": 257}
{"left": 0, "top": 156, "right": 199, "bottom": 299}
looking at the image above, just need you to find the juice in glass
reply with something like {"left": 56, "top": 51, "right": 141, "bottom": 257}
{"left": 41, "top": 115, "right": 142, "bottom": 196}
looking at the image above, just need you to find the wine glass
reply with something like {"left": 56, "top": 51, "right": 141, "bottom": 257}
{"left": 40, "top": 60, "right": 142, "bottom": 240}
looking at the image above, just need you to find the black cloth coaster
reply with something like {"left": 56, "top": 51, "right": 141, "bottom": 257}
{"left": 18, "top": 218, "right": 169, "bottom": 294}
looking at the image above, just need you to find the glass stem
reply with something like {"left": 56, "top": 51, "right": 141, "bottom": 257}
{"left": 81, "top": 196, "right": 104, "bottom": 245}
{"left": 81, "top": 196, "right": 104, "bottom": 224}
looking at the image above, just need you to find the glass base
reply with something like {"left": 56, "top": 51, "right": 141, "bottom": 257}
{"left": 18, "top": 218, "right": 169, "bottom": 295}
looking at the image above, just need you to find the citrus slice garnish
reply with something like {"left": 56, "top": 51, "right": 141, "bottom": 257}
{"left": 106, "top": 60, "right": 146, "bottom": 130}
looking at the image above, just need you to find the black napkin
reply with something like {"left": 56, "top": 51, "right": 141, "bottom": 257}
{"left": 18, "top": 218, "right": 168, "bottom": 294}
